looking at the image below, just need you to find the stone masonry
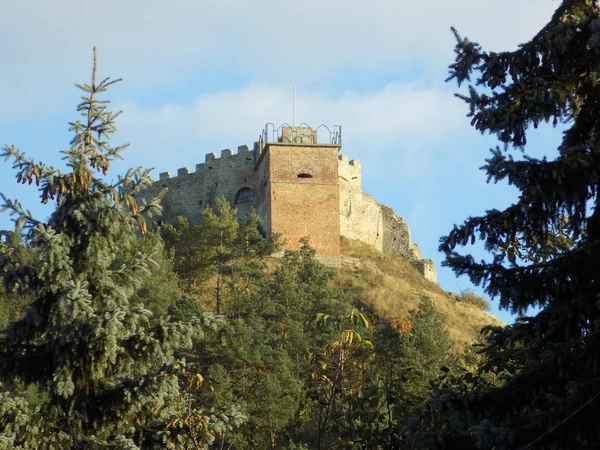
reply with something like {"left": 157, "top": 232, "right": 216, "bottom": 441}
{"left": 141, "top": 125, "right": 437, "bottom": 282}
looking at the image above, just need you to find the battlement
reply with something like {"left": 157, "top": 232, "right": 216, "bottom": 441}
{"left": 158, "top": 144, "right": 256, "bottom": 181}
{"left": 338, "top": 154, "right": 362, "bottom": 190}
{"left": 337, "top": 154, "right": 361, "bottom": 169}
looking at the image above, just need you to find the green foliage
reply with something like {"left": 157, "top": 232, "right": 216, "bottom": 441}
{"left": 0, "top": 51, "right": 230, "bottom": 449}
{"left": 188, "top": 241, "right": 347, "bottom": 449}
{"left": 0, "top": 231, "right": 32, "bottom": 330}
{"left": 403, "top": 296, "right": 453, "bottom": 383}
{"left": 160, "top": 198, "right": 279, "bottom": 315}
{"left": 0, "top": 291, "right": 28, "bottom": 333}
{"left": 305, "top": 308, "right": 374, "bottom": 449}
{"left": 160, "top": 216, "right": 212, "bottom": 292}
{"left": 338, "top": 296, "right": 456, "bottom": 449}
{"left": 127, "top": 231, "right": 189, "bottom": 317}
{"left": 455, "top": 289, "right": 491, "bottom": 312}
{"left": 427, "top": 2, "right": 600, "bottom": 449}
{"left": 202, "top": 199, "right": 279, "bottom": 316}
{"left": 67, "top": 190, "right": 470, "bottom": 450}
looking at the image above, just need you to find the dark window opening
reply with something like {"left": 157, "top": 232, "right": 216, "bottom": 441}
{"left": 235, "top": 187, "right": 255, "bottom": 205}
{"left": 297, "top": 173, "right": 313, "bottom": 179}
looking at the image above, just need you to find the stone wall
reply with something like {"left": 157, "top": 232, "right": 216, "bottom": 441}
{"left": 416, "top": 258, "right": 437, "bottom": 282}
{"left": 338, "top": 156, "right": 384, "bottom": 249}
{"left": 380, "top": 205, "right": 422, "bottom": 261}
{"left": 141, "top": 145, "right": 264, "bottom": 225}
{"left": 337, "top": 156, "right": 437, "bottom": 283}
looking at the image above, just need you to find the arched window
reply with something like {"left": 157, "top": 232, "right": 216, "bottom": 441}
{"left": 235, "top": 187, "right": 255, "bottom": 204}
{"left": 297, "top": 173, "right": 313, "bottom": 179}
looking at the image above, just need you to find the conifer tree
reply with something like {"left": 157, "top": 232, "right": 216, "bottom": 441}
{"left": 192, "top": 241, "right": 343, "bottom": 450}
{"left": 160, "top": 197, "right": 279, "bottom": 315}
{"left": 428, "top": 1, "right": 600, "bottom": 448}
{"left": 0, "top": 50, "right": 221, "bottom": 449}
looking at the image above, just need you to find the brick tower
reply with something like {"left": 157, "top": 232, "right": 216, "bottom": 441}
{"left": 255, "top": 125, "right": 342, "bottom": 260}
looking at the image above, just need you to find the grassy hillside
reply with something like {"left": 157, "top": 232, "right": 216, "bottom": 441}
{"left": 189, "top": 236, "right": 500, "bottom": 352}
{"left": 336, "top": 237, "right": 502, "bottom": 351}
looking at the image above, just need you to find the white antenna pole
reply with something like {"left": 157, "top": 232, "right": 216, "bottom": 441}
{"left": 293, "top": 85, "right": 296, "bottom": 127}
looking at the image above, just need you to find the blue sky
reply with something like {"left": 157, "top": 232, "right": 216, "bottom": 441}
{"left": 0, "top": 1, "right": 562, "bottom": 323}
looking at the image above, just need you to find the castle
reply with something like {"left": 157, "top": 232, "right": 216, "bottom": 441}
{"left": 142, "top": 124, "right": 437, "bottom": 282}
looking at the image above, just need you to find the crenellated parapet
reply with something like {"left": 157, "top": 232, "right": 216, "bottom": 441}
{"left": 142, "top": 143, "right": 264, "bottom": 227}
{"left": 337, "top": 154, "right": 361, "bottom": 168}
{"left": 158, "top": 144, "right": 257, "bottom": 182}
{"left": 337, "top": 154, "right": 362, "bottom": 190}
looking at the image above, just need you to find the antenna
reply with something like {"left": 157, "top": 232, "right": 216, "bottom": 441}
{"left": 293, "top": 85, "right": 296, "bottom": 127}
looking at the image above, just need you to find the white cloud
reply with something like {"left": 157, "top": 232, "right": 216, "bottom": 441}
{"left": 113, "top": 82, "right": 469, "bottom": 180}
{"left": 0, "top": 0, "right": 557, "bottom": 118}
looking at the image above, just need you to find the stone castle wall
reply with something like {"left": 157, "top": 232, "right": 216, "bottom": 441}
{"left": 142, "top": 145, "right": 263, "bottom": 225}
{"left": 145, "top": 144, "right": 437, "bottom": 283}
{"left": 337, "top": 155, "right": 435, "bottom": 281}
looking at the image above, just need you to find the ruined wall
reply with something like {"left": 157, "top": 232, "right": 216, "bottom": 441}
{"left": 416, "top": 259, "right": 437, "bottom": 282}
{"left": 337, "top": 155, "right": 437, "bottom": 283}
{"left": 380, "top": 206, "right": 422, "bottom": 261}
{"left": 338, "top": 156, "right": 383, "bottom": 250}
{"left": 267, "top": 143, "right": 341, "bottom": 256}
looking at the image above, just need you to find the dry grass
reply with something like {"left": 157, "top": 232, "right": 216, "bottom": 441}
{"left": 336, "top": 238, "right": 503, "bottom": 351}
{"left": 194, "top": 238, "right": 502, "bottom": 352}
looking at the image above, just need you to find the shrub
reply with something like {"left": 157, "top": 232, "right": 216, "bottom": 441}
{"left": 456, "top": 289, "right": 491, "bottom": 312}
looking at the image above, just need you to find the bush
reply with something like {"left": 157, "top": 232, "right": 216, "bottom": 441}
{"left": 456, "top": 289, "right": 491, "bottom": 312}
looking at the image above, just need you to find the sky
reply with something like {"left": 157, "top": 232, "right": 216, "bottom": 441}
{"left": 0, "top": 1, "right": 563, "bottom": 323}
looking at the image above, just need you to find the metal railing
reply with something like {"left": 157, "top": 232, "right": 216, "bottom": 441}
{"left": 257, "top": 123, "right": 342, "bottom": 154}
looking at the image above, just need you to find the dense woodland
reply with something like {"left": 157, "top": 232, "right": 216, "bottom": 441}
{"left": 2, "top": 0, "right": 600, "bottom": 448}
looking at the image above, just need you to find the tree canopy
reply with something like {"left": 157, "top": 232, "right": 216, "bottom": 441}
{"left": 428, "top": 1, "right": 600, "bottom": 448}
{"left": 0, "top": 49, "right": 224, "bottom": 449}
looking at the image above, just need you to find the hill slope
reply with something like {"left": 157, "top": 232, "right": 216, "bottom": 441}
{"left": 336, "top": 237, "right": 502, "bottom": 351}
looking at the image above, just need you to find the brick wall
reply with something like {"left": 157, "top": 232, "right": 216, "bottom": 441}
{"left": 265, "top": 143, "right": 341, "bottom": 255}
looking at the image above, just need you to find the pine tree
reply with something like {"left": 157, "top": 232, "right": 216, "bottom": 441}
{"left": 341, "top": 297, "right": 454, "bottom": 450}
{"left": 0, "top": 231, "right": 31, "bottom": 330}
{"left": 429, "top": 1, "right": 600, "bottom": 448}
{"left": 161, "top": 197, "right": 279, "bottom": 315}
{"left": 190, "top": 241, "right": 343, "bottom": 450}
{"left": 159, "top": 216, "right": 213, "bottom": 293}
{"left": 0, "top": 50, "right": 221, "bottom": 449}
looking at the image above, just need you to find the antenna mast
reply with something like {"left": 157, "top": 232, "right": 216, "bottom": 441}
{"left": 293, "top": 85, "right": 296, "bottom": 127}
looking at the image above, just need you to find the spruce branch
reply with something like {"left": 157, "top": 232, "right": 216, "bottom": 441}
{"left": 0, "top": 193, "right": 42, "bottom": 230}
